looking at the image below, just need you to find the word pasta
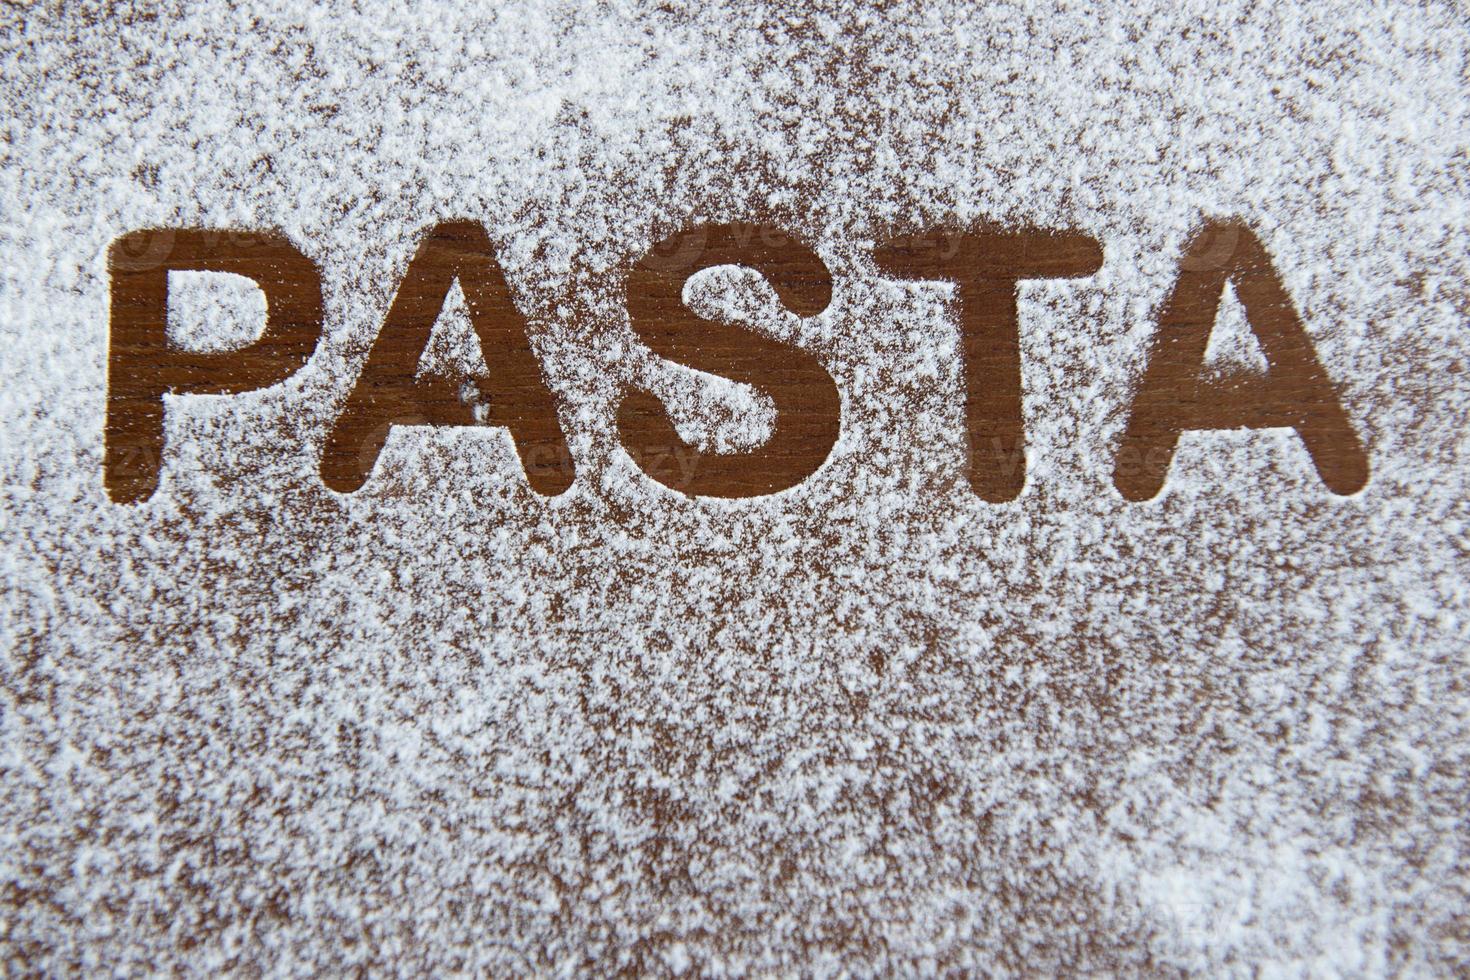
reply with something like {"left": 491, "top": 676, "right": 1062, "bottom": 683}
{"left": 105, "top": 220, "right": 1368, "bottom": 504}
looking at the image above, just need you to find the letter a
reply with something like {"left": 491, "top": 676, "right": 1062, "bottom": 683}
{"left": 321, "top": 221, "right": 574, "bottom": 495}
{"left": 1114, "top": 220, "right": 1368, "bottom": 501}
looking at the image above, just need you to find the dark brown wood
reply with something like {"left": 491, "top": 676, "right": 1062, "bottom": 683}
{"left": 320, "top": 220, "right": 575, "bottom": 495}
{"left": 1113, "top": 220, "right": 1369, "bottom": 501}
{"left": 616, "top": 223, "right": 841, "bottom": 497}
{"left": 873, "top": 228, "right": 1103, "bottom": 502}
{"left": 106, "top": 229, "right": 323, "bottom": 503}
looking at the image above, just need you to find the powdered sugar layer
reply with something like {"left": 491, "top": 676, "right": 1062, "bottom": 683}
{"left": 2, "top": 1, "right": 1468, "bottom": 974}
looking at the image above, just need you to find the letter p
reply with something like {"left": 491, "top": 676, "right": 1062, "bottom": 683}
{"left": 106, "top": 229, "right": 323, "bottom": 503}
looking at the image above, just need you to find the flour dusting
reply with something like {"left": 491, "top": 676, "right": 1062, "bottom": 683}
{"left": 1, "top": 1, "right": 1468, "bottom": 974}
{"left": 166, "top": 271, "right": 268, "bottom": 354}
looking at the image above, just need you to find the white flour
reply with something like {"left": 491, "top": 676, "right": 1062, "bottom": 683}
{"left": 2, "top": 1, "right": 1468, "bottom": 974}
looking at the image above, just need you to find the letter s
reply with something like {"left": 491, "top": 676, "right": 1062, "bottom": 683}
{"left": 616, "top": 223, "right": 840, "bottom": 497}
